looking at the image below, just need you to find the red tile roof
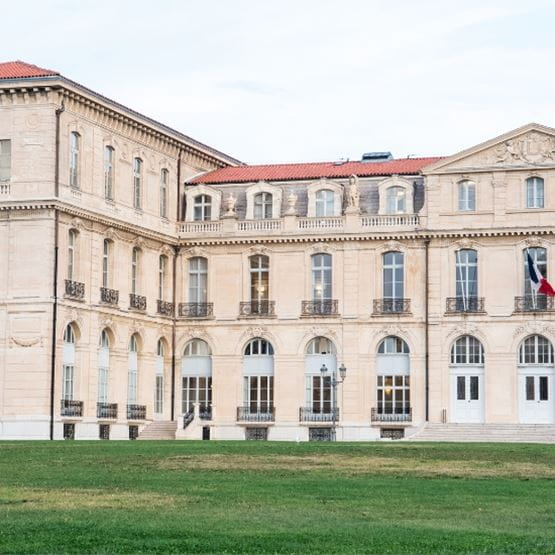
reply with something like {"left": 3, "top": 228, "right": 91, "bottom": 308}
{"left": 191, "top": 157, "right": 442, "bottom": 184}
{"left": 0, "top": 60, "right": 59, "bottom": 80}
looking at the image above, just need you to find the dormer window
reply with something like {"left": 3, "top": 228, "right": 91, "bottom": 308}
{"left": 315, "top": 189, "right": 334, "bottom": 217}
{"left": 194, "top": 194, "right": 212, "bottom": 221}
{"left": 254, "top": 192, "right": 273, "bottom": 219}
{"left": 386, "top": 186, "right": 406, "bottom": 214}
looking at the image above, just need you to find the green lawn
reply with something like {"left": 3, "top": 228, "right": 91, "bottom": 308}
{"left": 0, "top": 441, "right": 554, "bottom": 554}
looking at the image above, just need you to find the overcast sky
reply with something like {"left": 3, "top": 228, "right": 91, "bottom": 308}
{"left": 4, "top": 0, "right": 555, "bottom": 164}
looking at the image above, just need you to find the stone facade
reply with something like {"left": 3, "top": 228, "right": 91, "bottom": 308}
{"left": 1, "top": 65, "right": 554, "bottom": 440}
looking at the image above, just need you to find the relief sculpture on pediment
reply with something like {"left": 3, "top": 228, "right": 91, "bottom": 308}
{"left": 491, "top": 132, "right": 555, "bottom": 165}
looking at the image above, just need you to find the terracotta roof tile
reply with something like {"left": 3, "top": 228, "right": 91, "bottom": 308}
{"left": 0, "top": 60, "right": 59, "bottom": 80}
{"left": 191, "top": 157, "right": 442, "bottom": 184}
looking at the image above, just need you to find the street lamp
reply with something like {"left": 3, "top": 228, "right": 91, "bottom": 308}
{"left": 320, "top": 362, "right": 347, "bottom": 441}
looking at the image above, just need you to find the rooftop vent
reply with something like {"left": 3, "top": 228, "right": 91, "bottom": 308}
{"left": 361, "top": 152, "right": 393, "bottom": 163}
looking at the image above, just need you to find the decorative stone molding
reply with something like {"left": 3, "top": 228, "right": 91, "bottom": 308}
{"left": 182, "top": 246, "right": 209, "bottom": 259}
{"left": 10, "top": 336, "right": 43, "bottom": 348}
{"left": 247, "top": 245, "right": 271, "bottom": 257}
{"left": 308, "top": 242, "right": 334, "bottom": 255}
{"left": 490, "top": 132, "right": 555, "bottom": 165}
{"left": 451, "top": 238, "right": 481, "bottom": 250}
{"left": 513, "top": 322, "right": 555, "bottom": 340}
{"left": 378, "top": 240, "right": 404, "bottom": 253}
{"left": 159, "top": 244, "right": 174, "bottom": 257}
{"left": 522, "top": 237, "right": 546, "bottom": 248}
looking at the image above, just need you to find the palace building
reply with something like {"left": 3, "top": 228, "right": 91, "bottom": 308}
{"left": 1, "top": 61, "right": 554, "bottom": 441}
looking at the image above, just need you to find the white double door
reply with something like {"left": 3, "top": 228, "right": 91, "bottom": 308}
{"left": 450, "top": 368, "right": 484, "bottom": 423}
{"left": 519, "top": 369, "right": 554, "bottom": 424}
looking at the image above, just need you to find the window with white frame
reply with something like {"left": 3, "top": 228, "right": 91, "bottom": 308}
{"left": 458, "top": 180, "right": 476, "bottom": 211}
{"left": 519, "top": 334, "right": 554, "bottom": 365}
{"left": 68, "top": 229, "right": 77, "bottom": 280}
{"left": 305, "top": 337, "right": 336, "bottom": 415}
{"left": 131, "top": 247, "right": 139, "bottom": 294}
{"left": 155, "top": 340, "right": 165, "bottom": 414}
{"left": 193, "top": 194, "right": 212, "bottom": 221}
{"left": 383, "top": 251, "right": 404, "bottom": 300}
{"left": 386, "top": 186, "right": 406, "bottom": 214}
{"left": 451, "top": 335, "right": 484, "bottom": 365}
{"left": 526, "top": 177, "right": 544, "bottom": 209}
{"left": 62, "top": 324, "right": 76, "bottom": 401}
{"left": 243, "top": 338, "right": 274, "bottom": 414}
{"left": 102, "top": 239, "right": 111, "bottom": 288}
{"left": 254, "top": 192, "right": 273, "bottom": 219}
{"left": 250, "top": 255, "right": 269, "bottom": 303}
{"left": 524, "top": 247, "right": 547, "bottom": 297}
{"left": 160, "top": 169, "right": 169, "bottom": 218}
{"left": 104, "top": 146, "right": 114, "bottom": 200}
{"left": 133, "top": 157, "right": 142, "bottom": 210}
{"left": 98, "top": 330, "right": 110, "bottom": 403}
{"left": 69, "top": 132, "right": 80, "bottom": 188}
{"left": 312, "top": 253, "right": 332, "bottom": 301}
{"left": 182, "top": 339, "right": 212, "bottom": 414}
{"left": 315, "top": 189, "right": 334, "bottom": 217}
{"left": 0, "top": 139, "right": 11, "bottom": 182}
{"left": 376, "top": 336, "right": 410, "bottom": 416}
{"left": 455, "top": 249, "right": 478, "bottom": 300}
{"left": 188, "top": 257, "right": 207, "bottom": 303}
{"left": 128, "top": 335, "right": 139, "bottom": 404}
{"left": 158, "top": 255, "right": 167, "bottom": 300}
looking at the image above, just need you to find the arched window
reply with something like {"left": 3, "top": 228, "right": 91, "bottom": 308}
{"left": 526, "top": 177, "right": 544, "bottom": 209}
{"left": 376, "top": 336, "right": 410, "bottom": 417}
{"left": 128, "top": 335, "right": 139, "bottom": 404}
{"left": 451, "top": 335, "right": 484, "bottom": 365}
{"left": 519, "top": 335, "right": 554, "bottom": 365}
{"left": 188, "top": 257, "right": 208, "bottom": 304}
{"left": 62, "top": 324, "right": 76, "bottom": 402}
{"left": 304, "top": 337, "right": 337, "bottom": 416}
{"left": 458, "top": 180, "right": 476, "bottom": 211}
{"left": 131, "top": 247, "right": 139, "bottom": 295}
{"left": 386, "top": 186, "right": 406, "bottom": 214}
{"left": 68, "top": 229, "right": 77, "bottom": 281}
{"left": 243, "top": 338, "right": 274, "bottom": 416}
{"left": 315, "top": 189, "right": 334, "bottom": 217}
{"left": 383, "top": 251, "right": 404, "bottom": 306}
{"left": 160, "top": 169, "right": 169, "bottom": 218}
{"left": 455, "top": 249, "right": 478, "bottom": 310}
{"left": 104, "top": 146, "right": 114, "bottom": 200}
{"left": 98, "top": 330, "right": 110, "bottom": 404}
{"left": 312, "top": 253, "right": 332, "bottom": 301}
{"left": 194, "top": 194, "right": 212, "bottom": 221}
{"left": 306, "top": 336, "right": 336, "bottom": 355}
{"left": 378, "top": 336, "right": 409, "bottom": 354}
{"left": 155, "top": 339, "right": 165, "bottom": 415}
{"left": 182, "top": 339, "right": 212, "bottom": 415}
{"left": 249, "top": 255, "right": 269, "bottom": 310}
{"left": 69, "top": 132, "right": 80, "bottom": 188}
{"left": 133, "top": 157, "right": 142, "bottom": 210}
{"left": 254, "top": 192, "right": 273, "bottom": 220}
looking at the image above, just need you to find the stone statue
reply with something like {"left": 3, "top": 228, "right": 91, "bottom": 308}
{"left": 285, "top": 189, "right": 298, "bottom": 215}
{"left": 224, "top": 193, "right": 236, "bottom": 217}
{"left": 346, "top": 175, "right": 360, "bottom": 213}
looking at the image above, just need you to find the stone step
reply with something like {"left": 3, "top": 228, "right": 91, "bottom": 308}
{"left": 138, "top": 420, "right": 177, "bottom": 440}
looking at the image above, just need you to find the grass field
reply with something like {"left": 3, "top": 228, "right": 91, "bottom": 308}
{"left": 0, "top": 441, "right": 554, "bottom": 553}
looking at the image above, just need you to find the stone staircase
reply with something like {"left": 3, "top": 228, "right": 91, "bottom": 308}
{"left": 410, "top": 423, "right": 555, "bottom": 443}
{"left": 138, "top": 421, "right": 177, "bottom": 440}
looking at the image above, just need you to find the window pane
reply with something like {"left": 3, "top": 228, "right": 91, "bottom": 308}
{"left": 470, "top": 376, "right": 479, "bottom": 400}
{"left": 457, "top": 376, "right": 465, "bottom": 400}
{"left": 539, "top": 376, "right": 548, "bottom": 401}
{"left": 526, "top": 376, "right": 535, "bottom": 401}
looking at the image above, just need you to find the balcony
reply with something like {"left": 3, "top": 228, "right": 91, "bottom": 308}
{"left": 361, "top": 214, "right": 419, "bottom": 227}
{"left": 299, "top": 407, "right": 339, "bottom": 422}
{"left": 373, "top": 298, "right": 411, "bottom": 315}
{"left": 157, "top": 300, "right": 174, "bottom": 317}
{"left": 371, "top": 406, "right": 412, "bottom": 423}
{"left": 445, "top": 297, "right": 485, "bottom": 314}
{"left": 65, "top": 279, "right": 85, "bottom": 300}
{"left": 237, "top": 406, "right": 275, "bottom": 422}
{"left": 97, "top": 402, "right": 118, "bottom": 419}
{"left": 301, "top": 299, "right": 339, "bottom": 317}
{"left": 239, "top": 300, "right": 276, "bottom": 318}
{"left": 129, "top": 293, "right": 146, "bottom": 311}
{"left": 297, "top": 217, "right": 344, "bottom": 231}
{"left": 127, "top": 404, "right": 146, "bottom": 420}
{"left": 514, "top": 295, "right": 555, "bottom": 313}
{"left": 60, "top": 399, "right": 83, "bottom": 417}
{"left": 100, "top": 287, "right": 119, "bottom": 306}
{"left": 178, "top": 302, "right": 213, "bottom": 319}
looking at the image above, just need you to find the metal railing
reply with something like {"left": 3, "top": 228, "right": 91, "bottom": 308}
{"left": 183, "top": 409, "right": 194, "bottom": 429}
{"left": 157, "top": 300, "right": 174, "bottom": 317}
{"left": 237, "top": 406, "right": 275, "bottom": 422}
{"left": 97, "top": 402, "right": 118, "bottom": 419}
{"left": 371, "top": 406, "right": 412, "bottom": 423}
{"left": 239, "top": 300, "right": 276, "bottom": 318}
{"left": 301, "top": 299, "right": 339, "bottom": 316}
{"left": 178, "top": 302, "right": 213, "bottom": 318}
{"left": 100, "top": 287, "right": 119, "bottom": 306}
{"left": 129, "top": 293, "right": 147, "bottom": 311}
{"left": 445, "top": 297, "right": 485, "bottom": 313}
{"left": 60, "top": 399, "right": 83, "bottom": 417}
{"left": 127, "top": 404, "right": 146, "bottom": 420}
{"left": 65, "top": 279, "right": 85, "bottom": 300}
{"left": 199, "top": 406, "right": 212, "bottom": 420}
{"left": 514, "top": 295, "right": 555, "bottom": 312}
{"left": 299, "top": 407, "right": 339, "bottom": 422}
{"left": 373, "top": 298, "right": 411, "bottom": 315}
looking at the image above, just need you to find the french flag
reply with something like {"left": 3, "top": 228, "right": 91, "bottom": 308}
{"left": 527, "top": 251, "right": 555, "bottom": 296}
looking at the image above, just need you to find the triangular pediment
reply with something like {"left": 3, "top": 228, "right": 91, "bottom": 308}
{"left": 423, "top": 123, "right": 555, "bottom": 174}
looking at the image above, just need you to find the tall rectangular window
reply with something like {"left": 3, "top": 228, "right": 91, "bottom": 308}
{"left": 312, "top": 253, "right": 332, "bottom": 301}
{"left": 182, "top": 377, "right": 212, "bottom": 413}
{"left": 160, "top": 169, "right": 168, "bottom": 218}
{"left": 62, "top": 365, "right": 74, "bottom": 401}
{"left": 158, "top": 255, "right": 166, "bottom": 300}
{"left": 254, "top": 192, "right": 273, "bottom": 219}
{"left": 131, "top": 247, "right": 139, "bottom": 294}
{"left": 188, "top": 257, "right": 208, "bottom": 303}
{"left": 458, "top": 180, "right": 476, "bottom": 211}
{"left": 526, "top": 177, "right": 544, "bottom": 209}
{"left": 455, "top": 249, "right": 478, "bottom": 300}
{"left": 133, "top": 158, "right": 142, "bottom": 210}
{"left": 524, "top": 247, "right": 547, "bottom": 296}
{"left": 315, "top": 190, "right": 334, "bottom": 217}
{"left": 193, "top": 195, "right": 211, "bottom": 221}
{"left": 383, "top": 251, "right": 404, "bottom": 299}
{"left": 0, "top": 139, "right": 11, "bottom": 182}
{"left": 102, "top": 240, "right": 110, "bottom": 288}
{"left": 68, "top": 230, "right": 76, "bottom": 280}
{"left": 104, "top": 146, "right": 114, "bottom": 200}
{"left": 250, "top": 255, "right": 269, "bottom": 302}
{"left": 69, "top": 132, "right": 80, "bottom": 188}
{"left": 244, "top": 376, "right": 274, "bottom": 412}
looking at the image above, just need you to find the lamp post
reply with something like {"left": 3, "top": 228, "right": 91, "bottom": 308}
{"left": 320, "top": 362, "right": 347, "bottom": 441}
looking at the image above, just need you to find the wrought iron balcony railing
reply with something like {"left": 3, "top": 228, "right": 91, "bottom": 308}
{"left": 100, "top": 287, "right": 119, "bottom": 306}
{"left": 199, "top": 405, "right": 212, "bottom": 420}
{"left": 129, "top": 293, "right": 147, "bottom": 311}
{"left": 373, "top": 298, "right": 411, "bottom": 315}
{"left": 127, "top": 404, "right": 146, "bottom": 420}
{"left": 371, "top": 406, "right": 412, "bottom": 423}
{"left": 178, "top": 302, "right": 213, "bottom": 318}
{"left": 60, "top": 399, "right": 83, "bottom": 417}
{"left": 445, "top": 297, "right": 485, "bottom": 313}
{"left": 65, "top": 279, "right": 85, "bottom": 300}
{"left": 514, "top": 295, "right": 555, "bottom": 312}
{"left": 239, "top": 301, "right": 276, "bottom": 318}
{"left": 299, "top": 407, "right": 339, "bottom": 422}
{"left": 157, "top": 300, "right": 174, "bottom": 317}
{"left": 237, "top": 406, "right": 275, "bottom": 422}
{"left": 97, "top": 402, "right": 118, "bottom": 419}
{"left": 301, "top": 299, "right": 339, "bottom": 317}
